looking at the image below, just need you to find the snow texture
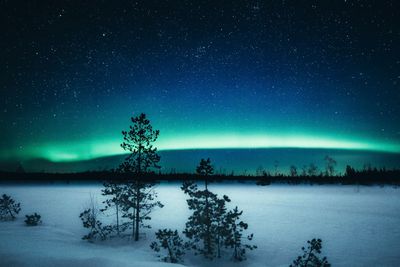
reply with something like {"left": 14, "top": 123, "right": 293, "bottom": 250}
{"left": 0, "top": 183, "right": 400, "bottom": 267}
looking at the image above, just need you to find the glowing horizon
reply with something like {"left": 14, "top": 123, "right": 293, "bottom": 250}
{"left": 6, "top": 132, "right": 399, "bottom": 162}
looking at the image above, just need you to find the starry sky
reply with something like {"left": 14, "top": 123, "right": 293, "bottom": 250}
{"left": 1, "top": 1, "right": 400, "bottom": 163}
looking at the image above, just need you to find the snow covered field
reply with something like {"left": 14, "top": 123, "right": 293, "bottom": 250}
{"left": 0, "top": 183, "right": 400, "bottom": 267}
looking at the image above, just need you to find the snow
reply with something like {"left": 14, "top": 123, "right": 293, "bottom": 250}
{"left": 0, "top": 183, "right": 400, "bottom": 267}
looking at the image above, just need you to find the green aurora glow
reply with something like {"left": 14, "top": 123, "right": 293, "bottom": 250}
{"left": 6, "top": 132, "right": 400, "bottom": 162}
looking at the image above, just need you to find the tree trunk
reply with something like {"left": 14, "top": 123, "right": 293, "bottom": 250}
{"left": 7, "top": 208, "right": 14, "bottom": 219}
{"left": 135, "top": 184, "right": 140, "bottom": 241}
{"left": 204, "top": 179, "right": 212, "bottom": 256}
{"left": 167, "top": 241, "right": 175, "bottom": 263}
{"left": 116, "top": 203, "right": 120, "bottom": 236}
{"left": 134, "top": 145, "right": 142, "bottom": 241}
{"left": 132, "top": 208, "right": 135, "bottom": 238}
{"left": 304, "top": 247, "right": 314, "bottom": 266}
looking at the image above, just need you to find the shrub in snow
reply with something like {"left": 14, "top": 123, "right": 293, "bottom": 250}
{"left": 224, "top": 206, "right": 257, "bottom": 261}
{"left": 290, "top": 238, "right": 330, "bottom": 267}
{"left": 25, "top": 213, "right": 42, "bottom": 226}
{"left": 150, "top": 229, "right": 185, "bottom": 263}
{"left": 0, "top": 194, "right": 21, "bottom": 220}
{"left": 79, "top": 208, "right": 112, "bottom": 242}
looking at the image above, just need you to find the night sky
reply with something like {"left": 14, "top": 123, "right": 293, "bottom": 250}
{"left": 1, "top": 1, "right": 400, "bottom": 164}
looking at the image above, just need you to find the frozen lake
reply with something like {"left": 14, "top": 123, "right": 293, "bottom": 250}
{"left": 0, "top": 183, "right": 399, "bottom": 267}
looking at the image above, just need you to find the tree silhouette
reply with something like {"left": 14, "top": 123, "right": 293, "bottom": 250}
{"left": 79, "top": 196, "right": 112, "bottom": 242}
{"left": 0, "top": 194, "right": 21, "bottom": 220}
{"left": 150, "top": 229, "right": 185, "bottom": 263}
{"left": 120, "top": 113, "right": 163, "bottom": 241}
{"left": 197, "top": 158, "right": 214, "bottom": 257}
{"left": 290, "top": 238, "right": 330, "bottom": 267}
{"left": 307, "top": 163, "right": 319, "bottom": 176}
{"left": 324, "top": 156, "right": 337, "bottom": 176}
{"left": 182, "top": 180, "right": 232, "bottom": 260}
{"left": 224, "top": 206, "right": 256, "bottom": 261}
{"left": 290, "top": 165, "right": 298, "bottom": 177}
{"left": 196, "top": 158, "right": 214, "bottom": 189}
{"left": 25, "top": 213, "right": 42, "bottom": 226}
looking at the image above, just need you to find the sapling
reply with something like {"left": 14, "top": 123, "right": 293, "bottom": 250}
{"left": 0, "top": 194, "right": 21, "bottom": 220}
{"left": 290, "top": 238, "right": 331, "bottom": 267}
{"left": 150, "top": 229, "right": 185, "bottom": 263}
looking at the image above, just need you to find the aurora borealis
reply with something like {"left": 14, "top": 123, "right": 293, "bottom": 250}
{"left": 1, "top": 1, "right": 400, "bottom": 168}
{"left": 5, "top": 133, "right": 400, "bottom": 163}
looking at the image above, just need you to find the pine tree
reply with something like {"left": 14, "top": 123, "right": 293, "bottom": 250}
{"left": 120, "top": 113, "right": 163, "bottom": 241}
{"left": 290, "top": 238, "right": 331, "bottom": 267}
{"left": 197, "top": 158, "right": 214, "bottom": 257}
{"left": 345, "top": 165, "right": 356, "bottom": 177}
{"left": 224, "top": 206, "right": 257, "bottom": 261}
{"left": 183, "top": 158, "right": 256, "bottom": 261}
{"left": 182, "top": 182, "right": 231, "bottom": 259}
{"left": 150, "top": 229, "right": 185, "bottom": 263}
{"left": 0, "top": 194, "right": 21, "bottom": 220}
{"left": 290, "top": 165, "right": 298, "bottom": 177}
{"left": 324, "top": 156, "right": 337, "bottom": 176}
{"left": 307, "top": 163, "right": 319, "bottom": 176}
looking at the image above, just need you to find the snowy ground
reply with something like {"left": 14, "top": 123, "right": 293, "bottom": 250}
{"left": 0, "top": 182, "right": 400, "bottom": 267}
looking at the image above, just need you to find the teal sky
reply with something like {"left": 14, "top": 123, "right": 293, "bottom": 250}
{"left": 1, "top": 2, "right": 400, "bottom": 166}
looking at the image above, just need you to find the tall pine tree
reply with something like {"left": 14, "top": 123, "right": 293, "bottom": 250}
{"left": 120, "top": 113, "right": 163, "bottom": 241}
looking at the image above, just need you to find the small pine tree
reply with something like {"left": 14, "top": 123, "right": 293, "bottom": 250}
{"left": 182, "top": 180, "right": 234, "bottom": 260}
{"left": 183, "top": 159, "right": 256, "bottom": 261}
{"left": 79, "top": 208, "right": 112, "bottom": 242}
{"left": 150, "top": 229, "right": 185, "bottom": 263}
{"left": 345, "top": 165, "right": 356, "bottom": 177}
{"left": 290, "top": 238, "right": 331, "bottom": 267}
{"left": 0, "top": 194, "right": 21, "bottom": 220}
{"left": 307, "top": 163, "right": 319, "bottom": 176}
{"left": 25, "top": 213, "right": 42, "bottom": 226}
{"left": 196, "top": 158, "right": 214, "bottom": 177}
{"left": 182, "top": 180, "right": 229, "bottom": 259}
{"left": 196, "top": 158, "right": 214, "bottom": 258}
{"left": 324, "top": 156, "right": 337, "bottom": 176}
{"left": 290, "top": 165, "right": 298, "bottom": 177}
{"left": 79, "top": 197, "right": 112, "bottom": 242}
{"left": 224, "top": 206, "right": 257, "bottom": 261}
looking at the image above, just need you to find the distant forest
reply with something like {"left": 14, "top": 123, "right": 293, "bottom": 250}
{"left": 1, "top": 166, "right": 400, "bottom": 185}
